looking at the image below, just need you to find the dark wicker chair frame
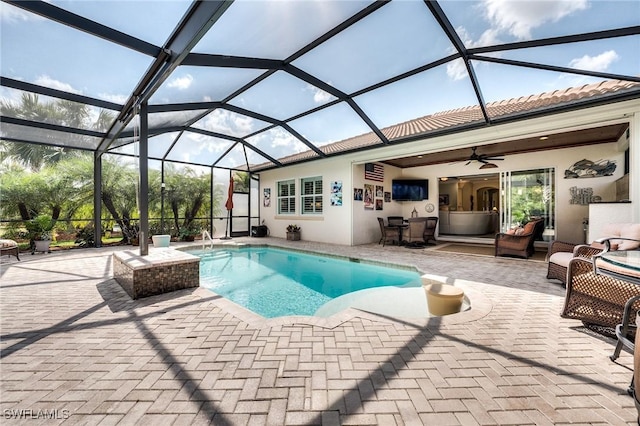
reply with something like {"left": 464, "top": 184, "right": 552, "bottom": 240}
{"left": 494, "top": 218, "right": 545, "bottom": 259}
{"left": 423, "top": 216, "right": 438, "bottom": 245}
{"left": 546, "top": 241, "right": 603, "bottom": 285}
{"left": 377, "top": 217, "right": 400, "bottom": 246}
{"left": 405, "top": 217, "right": 427, "bottom": 247}
{"left": 561, "top": 256, "right": 640, "bottom": 333}
{"left": 0, "top": 240, "right": 20, "bottom": 261}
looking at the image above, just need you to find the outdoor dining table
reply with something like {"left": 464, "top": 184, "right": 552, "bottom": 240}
{"left": 595, "top": 250, "right": 640, "bottom": 285}
{"left": 396, "top": 223, "right": 409, "bottom": 244}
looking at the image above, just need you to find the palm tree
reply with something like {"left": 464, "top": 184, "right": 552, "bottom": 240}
{"left": 0, "top": 93, "right": 115, "bottom": 170}
{"left": 164, "top": 166, "right": 210, "bottom": 236}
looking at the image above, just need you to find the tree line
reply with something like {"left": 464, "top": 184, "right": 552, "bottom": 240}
{"left": 1, "top": 93, "right": 245, "bottom": 245}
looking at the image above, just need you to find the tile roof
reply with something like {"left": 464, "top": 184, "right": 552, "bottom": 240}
{"left": 252, "top": 79, "right": 640, "bottom": 170}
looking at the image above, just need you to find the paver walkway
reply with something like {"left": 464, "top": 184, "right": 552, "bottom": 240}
{"left": 0, "top": 238, "right": 636, "bottom": 425}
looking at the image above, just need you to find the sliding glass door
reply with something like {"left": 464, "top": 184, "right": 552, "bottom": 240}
{"left": 499, "top": 168, "right": 555, "bottom": 240}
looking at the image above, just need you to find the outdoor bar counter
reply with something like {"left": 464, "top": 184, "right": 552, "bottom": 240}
{"left": 439, "top": 211, "right": 495, "bottom": 235}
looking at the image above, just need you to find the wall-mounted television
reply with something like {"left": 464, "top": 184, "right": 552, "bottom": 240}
{"left": 391, "top": 179, "right": 428, "bottom": 201}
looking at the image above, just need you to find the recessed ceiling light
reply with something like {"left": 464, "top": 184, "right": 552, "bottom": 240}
{"left": 417, "top": 155, "right": 423, "bottom": 158}
{"left": 539, "top": 136, "right": 549, "bottom": 140}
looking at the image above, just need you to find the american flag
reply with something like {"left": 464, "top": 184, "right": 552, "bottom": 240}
{"left": 364, "top": 163, "right": 384, "bottom": 182}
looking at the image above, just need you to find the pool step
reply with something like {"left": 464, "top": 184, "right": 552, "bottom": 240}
{"left": 199, "top": 251, "right": 231, "bottom": 261}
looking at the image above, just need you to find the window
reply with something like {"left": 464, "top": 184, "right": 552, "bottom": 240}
{"left": 301, "top": 176, "right": 322, "bottom": 214}
{"left": 277, "top": 180, "right": 295, "bottom": 214}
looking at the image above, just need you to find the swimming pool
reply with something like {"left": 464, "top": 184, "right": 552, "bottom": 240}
{"left": 192, "top": 246, "right": 422, "bottom": 318}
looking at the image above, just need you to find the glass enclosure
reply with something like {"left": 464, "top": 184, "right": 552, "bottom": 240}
{"left": 500, "top": 168, "right": 555, "bottom": 240}
{"left": 438, "top": 167, "right": 555, "bottom": 241}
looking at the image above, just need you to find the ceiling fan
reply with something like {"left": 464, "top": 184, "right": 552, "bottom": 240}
{"left": 462, "top": 147, "right": 504, "bottom": 168}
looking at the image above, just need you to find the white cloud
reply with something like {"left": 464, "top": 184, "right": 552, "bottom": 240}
{"left": 248, "top": 128, "right": 307, "bottom": 157}
{"left": 307, "top": 85, "right": 333, "bottom": 104}
{"left": 98, "top": 93, "right": 128, "bottom": 104}
{"left": 569, "top": 50, "right": 619, "bottom": 72}
{"left": 303, "top": 84, "right": 334, "bottom": 104}
{"left": 269, "top": 128, "right": 307, "bottom": 152}
{"left": 202, "top": 109, "right": 256, "bottom": 138}
{"left": 0, "top": 2, "right": 44, "bottom": 23}
{"left": 482, "top": 0, "right": 588, "bottom": 40}
{"left": 168, "top": 74, "right": 193, "bottom": 90}
{"left": 446, "top": 27, "right": 502, "bottom": 80}
{"left": 34, "top": 75, "right": 81, "bottom": 94}
{"left": 446, "top": 59, "right": 469, "bottom": 81}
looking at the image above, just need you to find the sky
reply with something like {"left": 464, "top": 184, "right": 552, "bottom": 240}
{"left": 1, "top": 0, "right": 639, "bottom": 168}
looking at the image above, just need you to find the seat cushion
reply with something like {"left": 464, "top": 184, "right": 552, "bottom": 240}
{"left": 0, "top": 239, "right": 18, "bottom": 249}
{"left": 549, "top": 251, "right": 574, "bottom": 268}
{"left": 601, "top": 223, "right": 640, "bottom": 250}
{"left": 522, "top": 221, "right": 537, "bottom": 235}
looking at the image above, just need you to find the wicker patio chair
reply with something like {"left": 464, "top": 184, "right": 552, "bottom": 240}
{"left": 423, "top": 216, "right": 438, "bottom": 245}
{"left": 548, "top": 223, "right": 640, "bottom": 285}
{"left": 494, "top": 218, "right": 545, "bottom": 259}
{"left": 0, "top": 239, "right": 20, "bottom": 261}
{"left": 405, "top": 217, "right": 427, "bottom": 247}
{"left": 561, "top": 256, "right": 640, "bottom": 336}
{"left": 377, "top": 217, "right": 400, "bottom": 246}
{"left": 546, "top": 241, "right": 603, "bottom": 285}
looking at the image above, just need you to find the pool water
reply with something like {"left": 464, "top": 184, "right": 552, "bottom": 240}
{"left": 193, "top": 246, "right": 421, "bottom": 318}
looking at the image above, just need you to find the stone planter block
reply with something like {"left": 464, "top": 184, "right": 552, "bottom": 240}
{"left": 113, "top": 248, "right": 200, "bottom": 299}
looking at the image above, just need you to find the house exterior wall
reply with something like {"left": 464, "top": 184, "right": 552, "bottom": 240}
{"left": 404, "top": 142, "right": 626, "bottom": 244}
{"left": 257, "top": 102, "right": 639, "bottom": 246}
{"left": 259, "top": 157, "right": 354, "bottom": 245}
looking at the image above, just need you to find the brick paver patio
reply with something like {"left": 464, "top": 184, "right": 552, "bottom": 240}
{"left": 0, "top": 238, "right": 636, "bottom": 425}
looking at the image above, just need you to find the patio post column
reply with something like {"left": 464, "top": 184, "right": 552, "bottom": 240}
{"left": 161, "top": 162, "right": 165, "bottom": 234}
{"left": 139, "top": 101, "right": 149, "bottom": 256}
{"left": 630, "top": 111, "right": 640, "bottom": 222}
{"left": 93, "top": 152, "right": 102, "bottom": 248}
{"left": 210, "top": 166, "right": 214, "bottom": 237}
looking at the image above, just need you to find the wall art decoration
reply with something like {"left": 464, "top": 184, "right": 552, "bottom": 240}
{"left": 375, "top": 199, "right": 383, "bottom": 210}
{"left": 364, "top": 184, "right": 374, "bottom": 210}
{"left": 331, "top": 181, "right": 343, "bottom": 206}
{"left": 364, "top": 163, "right": 384, "bottom": 182}
{"left": 354, "top": 188, "right": 363, "bottom": 201}
{"left": 564, "top": 158, "right": 616, "bottom": 178}
{"left": 384, "top": 191, "right": 391, "bottom": 202}
{"left": 263, "top": 188, "right": 271, "bottom": 207}
{"left": 375, "top": 185, "right": 384, "bottom": 198}
{"left": 569, "top": 186, "right": 602, "bottom": 205}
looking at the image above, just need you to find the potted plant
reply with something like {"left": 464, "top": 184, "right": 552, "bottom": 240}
{"left": 286, "top": 224, "right": 301, "bottom": 241}
{"left": 25, "top": 214, "right": 56, "bottom": 254}
{"left": 179, "top": 225, "right": 199, "bottom": 242}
